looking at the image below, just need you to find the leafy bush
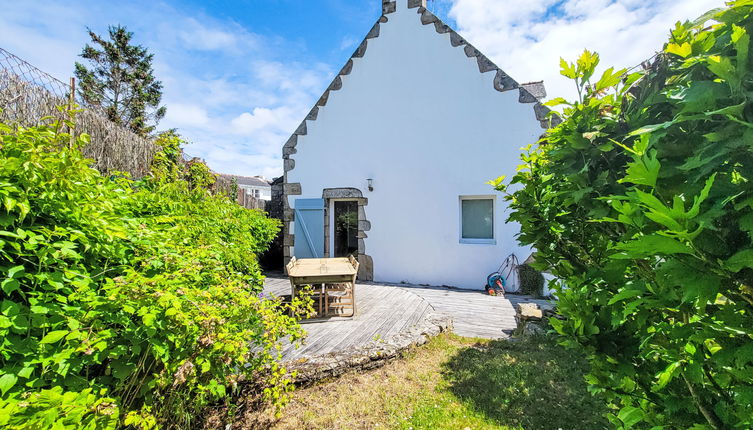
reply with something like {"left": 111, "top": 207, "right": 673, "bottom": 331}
{"left": 494, "top": 3, "right": 753, "bottom": 428}
{"left": 0, "top": 118, "right": 309, "bottom": 428}
{"left": 516, "top": 264, "right": 545, "bottom": 297}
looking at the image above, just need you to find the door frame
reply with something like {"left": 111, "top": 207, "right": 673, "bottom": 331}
{"left": 328, "top": 198, "right": 360, "bottom": 258}
{"left": 321, "top": 187, "right": 373, "bottom": 281}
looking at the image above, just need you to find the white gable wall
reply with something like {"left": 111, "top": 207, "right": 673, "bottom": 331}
{"left": 286, "top": 3, "right": 542, "bottom": 289}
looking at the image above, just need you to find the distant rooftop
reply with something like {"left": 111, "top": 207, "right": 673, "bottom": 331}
{"left": 219, "top": 174, "right": 271, "bottom": 187}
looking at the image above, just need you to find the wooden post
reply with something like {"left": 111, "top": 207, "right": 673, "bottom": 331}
{"left": 69, "top": 77, "right": 75, "bottom": 148}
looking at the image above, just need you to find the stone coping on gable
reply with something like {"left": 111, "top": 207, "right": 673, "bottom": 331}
{"left": 281, "top": 0, "right": 560, "bottom": 264}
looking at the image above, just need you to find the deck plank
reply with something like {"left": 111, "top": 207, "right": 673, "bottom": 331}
{"left": 263, "top": 275, "right": 554, "bottom": 361}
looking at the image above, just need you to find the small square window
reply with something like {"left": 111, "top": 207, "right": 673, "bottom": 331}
{"left": 460, "top": 197, "right": 495, "bottom": 244}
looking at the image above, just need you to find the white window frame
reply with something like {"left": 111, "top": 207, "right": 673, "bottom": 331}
{"left": 459, "top": 195, "right": 496, "bottom": 245}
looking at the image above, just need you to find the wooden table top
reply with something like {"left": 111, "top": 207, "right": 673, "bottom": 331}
{"left": 287, "top": 257, "right": 358, "bottom": 278}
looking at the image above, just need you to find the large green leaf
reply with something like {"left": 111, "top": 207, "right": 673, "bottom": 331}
{"left": 608, "top": 287, "right": 644, "bottom": 305}
{"left": 39, "top": 330, "right": 69, "bottom": 344}
{"left": 595, "top": 67, "right": 627, "bottom": 91}
{"left": 619, "top": 151, "right": 661, "bottom": 188}
{"left": 667, "top": 42, "right": 692, "bottom": 57}
{"left": 617, "top": 405, "right": 645, "bottom": 428}
{"left": 656, "top": 361, "right": 682, "bottom": 390}
{"left": 0, "top": 373, "right": 17, "bottom": 395}
{"left": 1, "top": 279, "right": 19, "bottom": 295}
{"left": 726, "top": 250, "right": 753, "bottom": 272}
{"left": 613, "top": 235, "right": 694, "bottom": 259}
{"left": 559, "top": 58, "right": 577, "bottom": 79}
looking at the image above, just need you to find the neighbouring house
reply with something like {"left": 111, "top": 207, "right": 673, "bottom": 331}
{"left": 221, "top": 174, "right": 272, "bottom": 201}
{"left": 281, "top": 0, "right": 555, "bottom": 289}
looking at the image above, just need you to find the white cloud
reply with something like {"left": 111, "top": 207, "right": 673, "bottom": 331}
{"left": 176, "top": 18, "right": 243, "bottom": 52}
{"left": 339, "top": 35, "right": 359, "bottom": 51}
{"left": 1, "top": 0, "right": 726, "bottom": 180}
{"left": 164, "top": 103, "right": 211, "bottom": 127}
{"left": 445, "top": 0, "right": 724, "bottom": 100}
{"left": 0, "top": 0, "right": 333, "bottom": 179}
{"left": 231, "top": 107, "right": 296, "bottom": 134}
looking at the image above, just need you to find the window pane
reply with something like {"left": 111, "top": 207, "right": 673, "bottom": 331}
{"left": 462, "top": 199, "right": 493, "bottom": 239}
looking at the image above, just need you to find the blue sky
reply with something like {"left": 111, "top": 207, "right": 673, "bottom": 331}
{"left": 1, "top": 0, "right": 720, "bottom": 178}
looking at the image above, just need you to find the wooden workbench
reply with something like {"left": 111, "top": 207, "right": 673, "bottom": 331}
{"left": 286, "top": 256, "right": 360, "bottom": 317}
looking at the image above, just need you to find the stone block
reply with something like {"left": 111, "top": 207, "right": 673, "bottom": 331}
{"left": 284, "top": 182, "right": 302, "bottom": 195}
{"left": 322, "top": 188, "right": 363, "bottom": 199}
{"left": 476, "top": 54, "right": 496, "bottom": 73}
{"left": 450, "top": 31, "right": 466, "bottom": 47}
{"left": 522, "top": 322, "right": 546, "bottom": 336}
{"left": 358, "top": 254, "right": 374, "bottom": 281}
{"left": 493, "top": 70, "right": 518, "bottom": 92}
{"left": 358, "top": 220, "right": 371, "bottom": 231}
{"left": 408, "top": 0, "right": 426, "bottom": 8}
{"left": 464, "top": 45, "right": 479, "bottom": 58}
{"left": 306, "top": 106, "right": 319, "bottom": 121}
{"left": 534, "top": 103, "right": 550, "bottom": 121}
{"left": 434, "top": 21, "right": 451, "bottom": 34}
{"left": 516, "top": 303, "right": 543, "bottom": 320}
{"left": 284, "top": 134, "right": 297, "bottom": 148}
{"left": 354, "top": 40, "right": 368, "bottom": 58}
{"left": 340, "top": 59, "right": 354, "bottom": 75}
{"left": 328, "top": 75, "right": 342, "bottom": 91}
{"left": 294, "top": 121, "right": 307, "bottom": 135}
{"left": 283, "top": 234, "right": 295, "bottom": 246}
{"left": 420, "top": 9, "right": 437, "bottom": 25}
{"left": 366, "top": 23, "right": 380, "bottom": 39}
{"left": 358, "top": 238, "right": 365, "bottom": 254}
{"left": 520, "top": 81, "right": 547, "bottom": 99}
{"left": 316, "top": 90, "right": 330, "bottom": 107}
{"left": 518, "top": 88, "right": 538, "bottom": 103}
{"left": 284, "top": 158, "right": 295, "bottom": 172}
{"left": 382, "top": 0, "right": 396, "bottom": 14}
{"left": 282, "top": 145, "right": 297, "bottom": 156}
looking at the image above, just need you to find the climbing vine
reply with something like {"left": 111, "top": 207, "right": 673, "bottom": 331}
{"left": 0, "top": 118, "right": 310, "bottom": 428}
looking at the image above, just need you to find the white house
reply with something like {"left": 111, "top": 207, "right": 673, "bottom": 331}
{"left": 282, "top": 0, "right": 554, "bottom": 289}
{"left": 222, "top": 174, "right": 272, "bottom": 201}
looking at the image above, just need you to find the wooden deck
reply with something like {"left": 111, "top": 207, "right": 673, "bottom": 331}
{"left": 263, "top": 275, "right": 553, "bottom": 360}
{"left": 264, "top": 276, "right": 433, "bottom": 360}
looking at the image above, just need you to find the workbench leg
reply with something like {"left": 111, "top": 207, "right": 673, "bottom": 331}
{"left": 324, "top": 283, "right": 329, "bottom": 317}
{"left": 289, "top": 280, "right": 295, "bottom": 317}
{"left": 319, "top": 284, "right": 324, "bottom": 317}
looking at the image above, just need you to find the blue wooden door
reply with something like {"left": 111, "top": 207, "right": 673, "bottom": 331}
{"left": 294, "top": 198, "right": 325, "bottom": 258}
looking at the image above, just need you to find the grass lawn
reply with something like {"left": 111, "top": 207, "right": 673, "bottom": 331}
{"left": 222, "top": 332, "right": 608, "bottom": 429}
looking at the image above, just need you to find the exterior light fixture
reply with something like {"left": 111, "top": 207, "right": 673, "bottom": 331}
{"left": 367, "top": 178, "right": 374, "bottom": 192}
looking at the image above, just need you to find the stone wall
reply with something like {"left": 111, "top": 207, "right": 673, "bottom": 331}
{"left": 260, "top": 177, "right": 285, "bottom": 270}
{"left": 286, "top": 313, "right": 452, "bottom": 384}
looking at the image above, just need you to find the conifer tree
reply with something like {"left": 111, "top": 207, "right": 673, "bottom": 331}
{"left": 75, "top": 25, "right": 166, "bottom": 136}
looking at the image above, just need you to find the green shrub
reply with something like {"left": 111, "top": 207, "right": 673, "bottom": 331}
{"left": 494, "top": 2, "right": 753, "bottom": 428}
{"left": 0, "top": 119, "right": 310, "bottom": 428}
{"left": 516, "top": 264, "right": 545, "bottom": 297}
